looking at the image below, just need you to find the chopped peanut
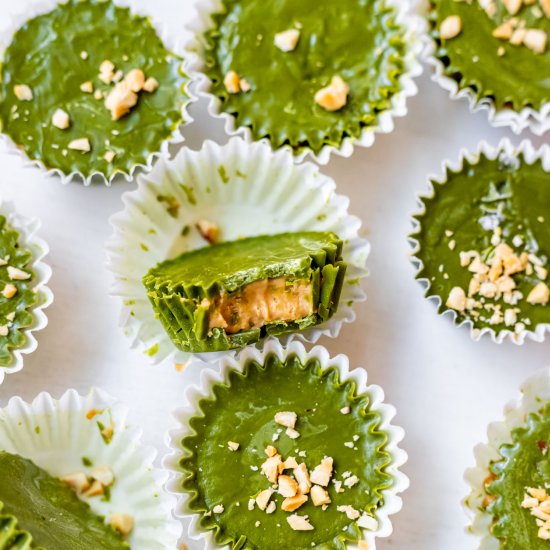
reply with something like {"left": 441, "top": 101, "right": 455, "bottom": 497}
{"left": 110, "top": 513, "right": 134, "bottom": 536}
{"left": 7, "top": 267, "right": 30, "bottom": 280}
{"left": 281, "top": 492, "right": 308, "bottom": 512}
{"left": 278, "top": 475, "right": 299, "bottom": 498}
{"left": 60, "top": 472, "right": 91, "bottom": 494}
{"left": 314, "top": 76, "right": 349, "bottom": 111}
{"left": 196, "top": 219, "right": 220, "bottom": 244}
{"left": 224, "top": 70, "right": 242, "bottom": 94}
{"left": 52, "top": 109, "right": 70, "bottom": 130}
{"left": 2, "top": 284, "right": 17, "bottom": 299}
{"left": 104, "top": 81, "right": 138, "bottom": 121}
{"left": 286, "top": 514, "right": 314, "bottom": 531}
{"left": 68, "top": 138, "right": 91, "bottom": 153}
{"left": 309, "top": 457, "right": 333, "bottom": 487}
{"left": 439, "top": 15, "right": 462, "bottom": 40}
{"left": 90, "top": 466, "right": 114, "bottom": 487}
{"left": 274, "top": 29, "right": 301, "bottom": 52}
{"left": 523, "top": 29, "right": 547, "bottom": 53}
{"left": 293, "top": 463, "right": 312, "bottom": 494}
{"left": 527, "top": 282, "right": 549, "bottom": 305}
{"left": 227, "top": 441, "right": 240, "bottom": 451}
{"left": 310, "top": 485, "right": 331, "bottom": 506}
{"left": 143, "top": 77, "right": 159, "bottom": 93}
{"left": 80, "top": 81, "right": 94, "bottom": 93}
{"left": 256, "top": 488, "right": 274, "bottom": 511}
{"left": 125, "top": 69, "right": 145, "bottom": 92}
{"left": 13, "top": 84, "right": 33, "bottom": 101}
{"left": 274, "top": 411, "right": 297, "bottom": 429}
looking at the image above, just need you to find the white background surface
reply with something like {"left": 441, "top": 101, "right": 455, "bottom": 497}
{"left": 0, "top": 1, "right": 548, "bottom": 548}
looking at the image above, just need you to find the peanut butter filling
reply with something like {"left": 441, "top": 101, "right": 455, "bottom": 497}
{"left": 207, "top": 277, "right": 314, "bottom": 334}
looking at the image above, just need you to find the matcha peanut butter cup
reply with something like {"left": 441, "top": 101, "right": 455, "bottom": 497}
{"left": 185, "top": 0, "right": 423, "bottom": 163}
{"left": 464, "top": 366, "right": 550, "bottom": 548}
{"left": 0, "top": 0, "right": 189, "bottom": 184}
{"left": 143, "top": 232, "right": 346, "bottom": 353}
{"left": 107, "top": 138, "right": 370, "bottom": 365}
{"left": 0, "top": 199, "right": 52, "bottom": 384}
{"left": 0, "top": 388, "right": 181, "bottom": 550}
{"left": 411, "top": 139, "right": 550, "bottom": 343}
{"left": 166, "top": 341, "right": 408, "bottom": 550}
{"left": 427, "top": 0, "right": 550, "bottom": 134}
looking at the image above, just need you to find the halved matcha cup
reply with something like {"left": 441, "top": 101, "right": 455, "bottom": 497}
{"left": 107, "top": 137, "right": 370, "bottom": 366}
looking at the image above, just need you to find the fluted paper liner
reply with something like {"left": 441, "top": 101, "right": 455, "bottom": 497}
{"left": 0, "top": 0, "right": 192, "bottom": 186}
{"left": 0, "top": 197, "right": 52, "bottom": 384}
{"left": 164, "top": 339, "right": 409, "bottom": 550}
{"left": 183, "top": 0, "right": 425, "bottom": 165}
{"left": 106, "top": 137, "right": 370, "bottom": 365}
{"left": 410, "top": 138, "right": 550, "bottom": 345}
{"left": 0, "top": 387, "right": 181, "bottom": 549}
{"left": 463, "top": 366, "right": 550, "bottom": 549}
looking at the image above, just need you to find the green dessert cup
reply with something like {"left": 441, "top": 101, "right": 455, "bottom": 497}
{"left": 185, "top": 0, "right": 424, "bottom": 163}
{"left": 106, "top": 138, "right": 370, "bottom": 366}
{"left": 0, "top": 388, "right": 181, "bottom": 549}
{"left": 0, "top": 199, "right": 52, "bottom": 385}
{"left": 165, "top": 340, "right": 408, "bottom": 550}
{"left": 0, "top": 452, "right": 130, "bottom": 549}
{"left": 427, "top": 0, "right": 550, "bottom": 134}
{"left": 0, "top": 0, "right": 190, "bottom": 184}
{"left": 410, "top": 138, "right": 550, "bottom": 344}
{"left": 464, "top": 366, "right": 550, "bottom": 548}
{"left": 143, "top": 232, "right": 347, "bottom": 353}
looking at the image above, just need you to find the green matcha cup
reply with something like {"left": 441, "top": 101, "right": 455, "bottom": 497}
{"left": 410, "top": 138, "right": 550, "bottom": 345}
{"left": 0, "top": 0, "right": 191, "bottom": 186}
{"left": 0, "top": 198, "right": 52, "bottom": 385}
{"left": 463, "top": 366, "right": 550, "bottom": 549}
{"left": 164, "top": 339, "right": 409, "bottom": 550}
{"left": 0, "top": 387, "right": 182, "bottom": 549}
{"left": 184, "top": 0, "right": 425, "bottom": 165}
{"left": 106, "top": 137, "right": 370, "bottom": 366}
{"left": 426, "top": 3, "right": 550, "bottom": 135}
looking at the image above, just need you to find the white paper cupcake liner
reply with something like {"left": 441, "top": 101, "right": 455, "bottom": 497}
{"left": 183, "top": 0, "right": 426, "bottom": 165}
{"left": 424, "top": 13, "right": 550, "bottom": 136}
{"left": 410, "top": 137, "right": 550, "bottom": 345}
{"left": 0, "top": 387, "right": 182, "bottom": 549}
{"left": 106, "top": 137, "right": 370, "bottom": 366}
{"left": 164, "top": 339, "right": 409, "bottom": 550}
{"left": 0, "top": 0, "right": 193, "bottom": 186}
{"left": 0, "top": 197, "right": 52, "bottom": 385}
{"left": 463, "top": 366, "right": 550, "bottom": 549}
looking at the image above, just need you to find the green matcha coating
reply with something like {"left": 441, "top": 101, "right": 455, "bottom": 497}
{"left": 180, "top": 353, "right": 392, "bottom": 549}
{"left": 0, "top": 216, "right": 37, "bottom": 367}
{"left": 203, "top": 0, "right": 408, "bottom": 154}
{"left": 0, "top": 0, "right": 187, "bottom": 179}
{"left": 486, "top": 401, "right": 549, "bottom": 549}
{"left": 0, "top": 501, "right": 42, "bottom": 550}
{"left": 413, "top": 152, "right": 550, "bottom": 334}
{"left": 143, "top": 232, "right": 347, "bottom": 352}
{"left": 0, "top": 452, "right": 128, "bottom": 549}
{"left": 430, "top": 0, "right": 550, "bottom": 111}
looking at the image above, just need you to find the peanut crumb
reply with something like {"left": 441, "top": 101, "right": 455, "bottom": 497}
{"left": 439, "top": 15, "right": 462, "bottom": 40}
{"left": 314, "top": 76, "right": 349, "bottom": 111}
{"left": 274, "top": 29, "right": 301, "bottom": 52}
{"left": 14, "top": 84, "right": 33, "bottom": 101}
